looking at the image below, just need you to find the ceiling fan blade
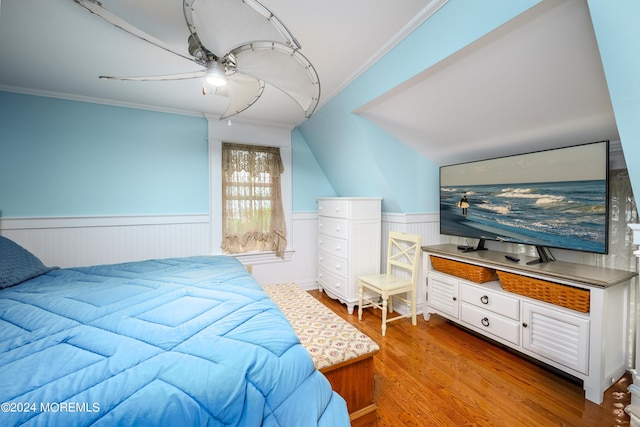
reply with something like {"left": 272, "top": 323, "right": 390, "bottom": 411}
{"left": 74, "top": 0, "right": 197, "bottom": 65}
{"left": 99, "top": 70, "right": 205, "bottom": 81}
{"left": 220, "top": 73, "right": 265, "bottom": 119}
{"left": 183, "top": 0, "right": 300, "bottom": 59}
{"left": 233, "top": 42, "right": 320, "bottom": 117}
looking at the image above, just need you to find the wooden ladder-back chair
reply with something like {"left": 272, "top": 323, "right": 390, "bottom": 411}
{"left": 358, "top": 231, "right": 421, "bottom": 336}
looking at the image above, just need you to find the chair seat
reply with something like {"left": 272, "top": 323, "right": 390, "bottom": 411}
{"left": 359, "top": 274, "right": 412, "bottom": 291}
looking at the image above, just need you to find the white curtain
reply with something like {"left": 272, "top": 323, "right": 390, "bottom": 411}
{"left": 220, "top": 143, "right": 287, "bottom": 257}
{"left": 600, "top": 170, "right": 639, "bottom": 368}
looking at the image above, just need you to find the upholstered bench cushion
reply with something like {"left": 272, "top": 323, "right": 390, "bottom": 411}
{"left": 264, "top": 283, "right": 379, "bottom": 370}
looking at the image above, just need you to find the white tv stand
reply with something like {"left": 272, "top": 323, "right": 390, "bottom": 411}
{"left": 422, "top": 244, "right": 637, "bottom": 404}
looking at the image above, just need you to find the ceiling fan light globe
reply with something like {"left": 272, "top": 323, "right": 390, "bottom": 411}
{"left": 206, "top": 63, "right": 228, "bottom": 87}
{"left": 206, "top": 75, "right": 227, "bottom": 87}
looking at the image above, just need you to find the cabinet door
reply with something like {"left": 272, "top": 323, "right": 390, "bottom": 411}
{"left": 427, "top": 272, "right": 459, "bottom": 318}
{"left": 522, "top": 302, "right": 590, "bottom": 374}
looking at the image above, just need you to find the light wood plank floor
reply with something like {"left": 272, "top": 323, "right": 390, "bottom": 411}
{"left": 308, "top": 290, "right": 631, "bottom": 427}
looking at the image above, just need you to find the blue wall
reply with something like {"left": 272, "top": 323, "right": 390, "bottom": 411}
{"left": 291, "top": 128, "right": 335, "bottom": 211}
{"left": 588, "top": 0, "right": 640, "bottom": 200}
{"left": 297, "top": 0, "right": 541, "bottom": 214}
{"left": 0, "top": 92, "right": 209, "bottom": 217}
{"left": 0, "top": 91, "right": 337, "bottom": 217}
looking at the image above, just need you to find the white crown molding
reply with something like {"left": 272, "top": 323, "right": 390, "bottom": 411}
{"left": 320, "top": 0, "right": 449, "bottom": 105}
{"left": 0, "top": 84, "right": 206, "bottom": 118}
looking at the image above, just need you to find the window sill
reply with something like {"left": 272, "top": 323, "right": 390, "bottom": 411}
{"left": 231, "top": 249, "right": 294, "bottom": 265}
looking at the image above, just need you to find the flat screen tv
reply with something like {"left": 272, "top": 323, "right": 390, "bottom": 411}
{"left": 440, "top": 141, "right": 609, "bottom": 263}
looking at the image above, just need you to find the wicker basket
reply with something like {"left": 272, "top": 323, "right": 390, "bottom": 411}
{"left": 430, "top": 256, "right": 498, "bottom": 284}
{"left": 497, "top": 271, "right": 590, "bottom": 313}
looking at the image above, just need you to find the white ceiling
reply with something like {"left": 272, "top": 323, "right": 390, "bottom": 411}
{"left": 0, "top": 0, "right": 441, "bottom": 128}
{"left": 356, "top": 0, "right": 618, "bottom": 165}
{"left": 0, "top": 0, "right": 618, "bottom": 166}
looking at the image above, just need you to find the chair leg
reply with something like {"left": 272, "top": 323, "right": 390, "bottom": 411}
{"left": 381, "top": 294, "right": 388, "bottom": 336}
{"left": 358, "top": 283, "right": 363, "bottom": 320}
{"left": 411, "top": 288, "right": 417, "bottom": 326}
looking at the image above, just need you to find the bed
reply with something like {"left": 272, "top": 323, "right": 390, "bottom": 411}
{"left": 0, "top": 236, "right": 349, "bottom": 426}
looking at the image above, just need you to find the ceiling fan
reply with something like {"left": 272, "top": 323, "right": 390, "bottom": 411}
{"left": 74, "top": 0, "right": 320, "bottom": 120}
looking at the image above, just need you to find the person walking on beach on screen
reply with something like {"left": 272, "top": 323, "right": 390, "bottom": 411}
{"left": 457, "top": 194, "right": 469, "bottom": 216}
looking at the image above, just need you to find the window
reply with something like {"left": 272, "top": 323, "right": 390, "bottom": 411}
{"left": 221, "top": 143, "right": 287, "bottom": 257}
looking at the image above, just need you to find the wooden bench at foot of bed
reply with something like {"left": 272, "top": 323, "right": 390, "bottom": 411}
{"left": 263, "top": 283, "right": 379, "bottom": 426}
{"left": 320, "top": 351, "right": 377, "bottom": 426}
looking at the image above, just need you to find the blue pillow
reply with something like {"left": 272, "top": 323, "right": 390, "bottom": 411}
{"left": 0, "top": 236, "right": 55, "bottom": 289}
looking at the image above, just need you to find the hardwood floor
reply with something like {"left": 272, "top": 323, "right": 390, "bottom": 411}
{"left": 308, "top": 290, "right": 631, "bottom": 427}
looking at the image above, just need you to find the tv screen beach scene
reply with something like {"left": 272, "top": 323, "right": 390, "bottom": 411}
{"left": 440, "top": 142, "right": 608, "bottom": 253}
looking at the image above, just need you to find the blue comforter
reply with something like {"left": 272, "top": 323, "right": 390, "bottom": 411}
{"left": 0, "top": 256, "right": 349, "bottom": 426}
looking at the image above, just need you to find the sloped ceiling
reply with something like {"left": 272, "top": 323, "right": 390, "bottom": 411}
{"left": 355, "top": 0, "right": 618, "bottom": 166}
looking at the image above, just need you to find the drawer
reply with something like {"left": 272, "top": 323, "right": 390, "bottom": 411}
{"left": 318, "top": 216, "right": 348, "bottom": 239}
{"left": 318, "top": 266, "right": 348, "bottom": 299}
{"left": 318, "top": 233, "right": 347, "bottom": 258}
{"left": 460, "top": 284, "right": 519, "bottom": 320}
{"left": 318, "top": 250, "right": 347, "bottom": 278}
{"left": 318, "top": 199, "right": 349, "bottom": 218}
{"left": 460, "top": 302, "right": 520, "bottom": 345}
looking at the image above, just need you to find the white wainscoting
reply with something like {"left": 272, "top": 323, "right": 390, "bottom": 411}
{"left": 0, "top": 212, "right": 441, "bottom": 299}
{"left": 0, "top": 215, "right": 211, "bottom": 268}
{"left": 382, "top": 212, "right": 441, "bottom": 247}
{"left": 249, "top": 212, "right": 319, "bottom": 289}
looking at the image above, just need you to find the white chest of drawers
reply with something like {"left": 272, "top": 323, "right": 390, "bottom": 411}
{"left": 317, "top": 197, "right": 381, "bottom": 314}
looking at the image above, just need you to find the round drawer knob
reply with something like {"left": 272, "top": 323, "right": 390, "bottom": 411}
{"left": 481, "top": 317, "right": 490, "bottom": 327}
{"left": 480, "top": 295, "right": 489, "bottom": 305}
